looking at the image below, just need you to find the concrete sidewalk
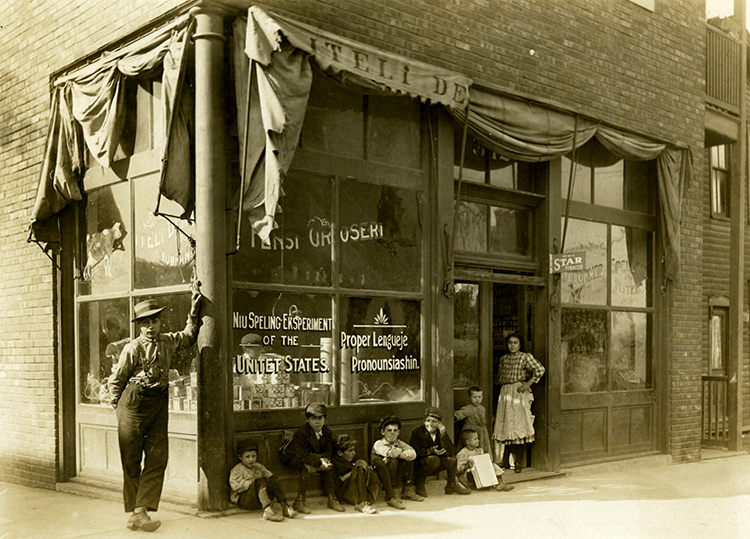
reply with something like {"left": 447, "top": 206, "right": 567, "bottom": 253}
{"left": 2, "top": 453, "right": 749, "bottom": 539}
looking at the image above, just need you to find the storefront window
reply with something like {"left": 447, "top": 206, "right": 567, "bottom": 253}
{"left": 453, "top": 283, "right": 480, "bottom": 388}
{"left": 232, "top": 172, "right": 333, "bottom": 286}
{"left": 340, "top": 297, "right": 421, "bottom": 403}
{"left": 560, "top": 219, "right": 607, "bottom": 305}
{"left": 455, "top": 201, "right": 487, "bottom": 252}
{"left": 231, "top": 291, "right": 334, "bottom": 410}
{"left": 134, "top": 174, "right": 194, "bottom": 289}
{"left": 79, "top": 298, "right": 130, "bottom": 404}
{"left": 78, "top": 293, "right": 197, "bottom": 408}
{"left": 562, "top": 309, "right": 607, "bottom": 393}
{"left": 79, "top": 183, "right": 131, "bottom": 296}
{"left": 611, "top": 226, "right": 651, "bottom": 308}
{"left": 611, "top": 311, "right": 650, "bottom": 390}
{"left": 339, "top": 181, "right": 422, "bottom": 292}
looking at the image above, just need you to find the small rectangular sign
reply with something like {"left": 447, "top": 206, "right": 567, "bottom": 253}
{"left": 550, "top": 251, "right": 586, "bottom": 273}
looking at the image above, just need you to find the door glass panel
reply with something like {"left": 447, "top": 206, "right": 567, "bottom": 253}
{"left": 562, "top": 309, "right": 607, "bottom": 393}
{"left": 79, "top": 183, "right": 131, "bottom": 296}
{"left": 454, "top": 283, "right": 480, "bottom": 388}
{"left": 134, "top": 174, "right": 195, "bottom": 289}
{"left": 611, "top": 226, "right": 650, "bottom": 308}
{"left": 611, "top": 311, "right": 650, "bottom": 390}
{"left": 79, "top": 299, "right": 130, "bottom": 405}
{"left": 455, "top": 201, "right": 487, "bottom": 251}
{"left": 560, "top": 219, "right": 607, "bottom": 305}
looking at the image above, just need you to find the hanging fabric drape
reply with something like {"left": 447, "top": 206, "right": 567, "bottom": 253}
{"left": 450, "top": 85, "right": 691, "bottom": 283}
{"left": 29, "top": 15, "right": 193, "bottom": 250}
{"left": 233, "top": 7, "right": 472, "bottom": 245}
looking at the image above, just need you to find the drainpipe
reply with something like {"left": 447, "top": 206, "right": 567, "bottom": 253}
{"left": 191, "top": 3, "right": 230, "bottom": 511}
{"left": 728, "top": 0, "right": 746, "bottom": 451}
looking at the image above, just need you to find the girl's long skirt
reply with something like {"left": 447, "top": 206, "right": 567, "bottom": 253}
{"left": 492, "top": 382, "right": 535, "bottom": 444}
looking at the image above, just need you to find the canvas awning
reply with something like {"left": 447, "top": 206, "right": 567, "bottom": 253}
{"left": 29, "top": 14, "right": 194, "bottom": 250}
{"left": 450, "top": 85, "right": 691, "bottom": 282}
{"left": 234, "top": 6, "right": 473, "bottom": 244}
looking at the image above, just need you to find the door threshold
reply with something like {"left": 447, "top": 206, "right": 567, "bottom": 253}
{"left": 503, "top": 468, "right": 566, "bottom": 484}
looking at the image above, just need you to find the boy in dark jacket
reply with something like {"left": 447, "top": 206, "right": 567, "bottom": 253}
{"left": 409, "top": 407, "right": 471, "bottom": 498}
{"left": 287, "top": 403, "right": 345, "bottom": 514}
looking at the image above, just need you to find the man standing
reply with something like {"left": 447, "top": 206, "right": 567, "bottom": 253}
{"left": 109, "top": 290, "right": 201, "bottom": 532}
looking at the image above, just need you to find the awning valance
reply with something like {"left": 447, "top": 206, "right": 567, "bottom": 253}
{"left": 234, "top": 7, "right": 472, "bottom": 243}
{"left": 29, "top": 15, "right": 194, "bottom": 249}
{"left": 450, "top": 86, "right": 691, "bottom": 282}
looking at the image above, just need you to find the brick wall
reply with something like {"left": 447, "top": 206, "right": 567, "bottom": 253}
{"left": 0, "top": 0, "right": 184, "bottom": 489}
{"left": 0, "top": 0, "right": 707, "bottom": 490}
{"left": 258, "top": 0, "right": 706, "bottom": 459}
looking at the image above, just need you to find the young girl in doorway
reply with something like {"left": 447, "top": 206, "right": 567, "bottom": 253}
{"left": 492, "top": 333, "right": 545, "bottom": 472}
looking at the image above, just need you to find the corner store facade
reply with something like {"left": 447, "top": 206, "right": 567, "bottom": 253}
{"left": 0, "top": 0, "right": 707, "bottom": 512}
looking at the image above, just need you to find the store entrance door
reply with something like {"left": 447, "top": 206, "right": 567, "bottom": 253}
{"left": 453, "top": 280, "right": 534, "bottom": 465}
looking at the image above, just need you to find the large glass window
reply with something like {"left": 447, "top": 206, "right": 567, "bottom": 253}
{"left": 232, "top": 74, "right": 426, "bottom": 410}
{"left": 560, "top": 155, "right": 654, "bottom": 394}
{"left": 76, "top": 77, "right": 197, "bottom": 412}
{"left": 231, "top": 291, "right": 334, "bottom": 410}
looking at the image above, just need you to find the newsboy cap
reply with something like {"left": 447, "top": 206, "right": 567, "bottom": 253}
{"left": 305, "top": 402, "right": 327, "bottom": 417}
{"left": 424, "top": 407, "right": 442, "bottom": 420}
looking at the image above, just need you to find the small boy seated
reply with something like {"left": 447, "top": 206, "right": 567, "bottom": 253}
{"left": 287, "top": 403, "right": 345, "bottom": 514}
{"left": 229, "top": 440, "right": 296, "bottom": 522}
{"left": 409, "top": 407, "right": 470, "bottom": 497}
{"left": 457, "top": 429, "right": 514, "bottom": 492}
{"left": 332, "top": 434, "right": 381, "bottom": 514}
{"left": 370, "top": 415, "right": 421, "bottom": 509}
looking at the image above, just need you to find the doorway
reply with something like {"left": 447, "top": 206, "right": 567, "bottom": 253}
{"left": 453, "top": 280, "right": 537, "bottom": 468}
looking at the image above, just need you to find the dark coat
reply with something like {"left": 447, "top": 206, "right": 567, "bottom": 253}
{"left": 409, "top": 424, "right": 456, "bottom": 459}
{"left": 291, "top": 422, "right": 335, "bottom": 468}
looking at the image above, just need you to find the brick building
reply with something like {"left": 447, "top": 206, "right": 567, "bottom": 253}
{"left": 0, "top": 0, "right": 711, "bottom": 511}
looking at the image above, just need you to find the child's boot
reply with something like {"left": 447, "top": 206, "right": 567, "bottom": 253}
{"left": 292, "top": 496, "right": 311, "bottom": 514}
{"left": 281, "top": 501, "right": 297, "bottom": 518}
{"left": 495, "top": 476, "right": 514, "bottom": 492}
{"left": 327, "top": 494, "right": 345, "bottom": 512}
{"left": 414, "top": 480, "right": 428, "bottom": 498}
{"left": 401, "top": 484, "right": 425, "bottom": 502}
{"left": 263, "top": 504, "right": 285, "bottom": 522}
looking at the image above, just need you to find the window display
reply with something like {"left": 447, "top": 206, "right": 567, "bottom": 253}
{"left": 79, "top": 183, "right": 131, "bottom": 296}
{"left": 232, "top": 291, "right": 334, "bottom": 410}
{"left": 340, "top": 297, "right": 421, "bottom": 403}
{"left": 134, "top": 174, "right": 194, "bottom": 289}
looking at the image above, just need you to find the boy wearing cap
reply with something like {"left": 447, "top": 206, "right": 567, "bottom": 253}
{"left": 409, "top": 407, "right": 470, "bottom": 498}
{"left": 108, "top": 290, "right": 202, "bottom": 532}
{"left": 370, "top": 415, "right": 422, "bottom": 509}
{"left": 230, "top": 441, "right": 296, "bottom": 521}
{"left": 332, "top": 434, "right": 381, "bottom": 514}
{"left": 288, "top": 403, "right": 344, "bottom": 514}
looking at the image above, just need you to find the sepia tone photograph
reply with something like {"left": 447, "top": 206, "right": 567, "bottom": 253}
{"left": 0, "top": 0, "right": 748, "bottom": 537}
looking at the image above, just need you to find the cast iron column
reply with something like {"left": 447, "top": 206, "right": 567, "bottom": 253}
{"left": 191, "top": 4, "right": 230, "bottom": 511}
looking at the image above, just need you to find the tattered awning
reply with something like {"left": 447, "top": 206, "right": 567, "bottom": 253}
{"left": 450, "top": 86, "right": 691, "bottom": 282}
{"left": 233, "top": 6, "right": 473, "bottom": 244}
{"left": 29, "top": 14, "right": 195, "bottom": 250}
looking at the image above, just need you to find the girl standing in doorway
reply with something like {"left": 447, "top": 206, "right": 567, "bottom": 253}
{"left": 492, "top": 333, "right": 545, "bottom": 473}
